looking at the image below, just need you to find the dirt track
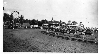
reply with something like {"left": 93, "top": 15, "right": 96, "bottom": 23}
{"left": 3, "top": 29, "right": 98, "bottom": 53}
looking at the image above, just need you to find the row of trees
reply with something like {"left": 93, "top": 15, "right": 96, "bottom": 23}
{"left": 3, "top": 12, "right": 24, "bottom": 25}
{"left": 3, "top": 11, "right": 49, "bottom": 26}
{"left": 3, "top": 11, "right": 80, "bottom": 26}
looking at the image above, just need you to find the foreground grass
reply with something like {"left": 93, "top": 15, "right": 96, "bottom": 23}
{"left": 3, "top": 29, "right": 98, "bottom": 52}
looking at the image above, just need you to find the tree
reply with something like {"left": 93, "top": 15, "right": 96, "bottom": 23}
{"left": 38, "top": 21, "right": 42, "bottom": 26}
{"left": 30, "top": 19, "right": 38, "bottom": 25}
{"left": 10, "top": 11, "right": 20, "bottom": 24}
{"left": 11, "top": 11, "right": 19, "bottom": 19}
{"left": 41, "top": 19, "right": 48, "bottom": 24}
{"left": 19, "top": 15, "right": 24, "bottom": 24}
{"left": 25, "top": 19, "right": 29, "bottom": 23}
{"left": 3, "top": 13, "right": 10, "bottom": 22}
{"left": 3, "top": 13, "right": 13, "bottom": 23}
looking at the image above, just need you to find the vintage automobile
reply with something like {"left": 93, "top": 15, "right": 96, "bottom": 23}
{"left": 42, "top": 23, "right": 49, "bottom": 30}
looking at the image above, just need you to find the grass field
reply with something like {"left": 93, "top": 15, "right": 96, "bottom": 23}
{"left": 3, "top": 29, "right": 98, "bottom": 53}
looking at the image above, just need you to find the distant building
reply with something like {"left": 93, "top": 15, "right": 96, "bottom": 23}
{"left": 22, "top": 23, "right": 30, "bottom": 28}
{"left": 49, "top": 17, "right": 66, "bottom": 27}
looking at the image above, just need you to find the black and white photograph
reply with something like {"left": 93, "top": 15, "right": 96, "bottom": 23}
{"left": 3, "top": 0, "right": 98, "bottom": 53}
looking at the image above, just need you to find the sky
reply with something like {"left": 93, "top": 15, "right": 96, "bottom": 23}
{"left": 3, "top": 0, "right": 98, "bottom": 28}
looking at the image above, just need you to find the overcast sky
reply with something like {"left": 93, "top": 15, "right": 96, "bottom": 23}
{"left": 3, "top": 0, "right": 98, "bottom": 28}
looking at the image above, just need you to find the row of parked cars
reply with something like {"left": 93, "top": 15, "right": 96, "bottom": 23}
{"left": 3, "top": 22, "right": 98, "bottom": 44}
{"left": 41, "top": 24, "right": 98, "bottom": 44}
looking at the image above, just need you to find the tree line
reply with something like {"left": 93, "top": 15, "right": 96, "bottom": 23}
{"left": 3, "top": 11, "right": 49, "bottom": 26}
{"left": 3, "top": 11, "right": 80, "bottom": 26}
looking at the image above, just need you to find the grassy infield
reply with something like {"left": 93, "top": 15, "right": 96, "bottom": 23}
{"left": 3, "top": 29, "right": 98, "bottom": 53}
